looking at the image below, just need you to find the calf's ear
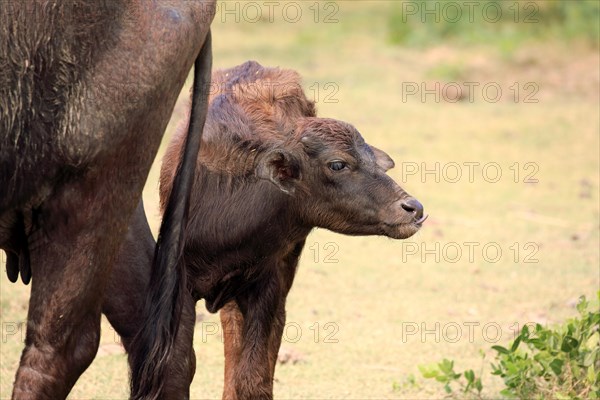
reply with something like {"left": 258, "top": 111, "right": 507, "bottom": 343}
{"left": 256, "top": 149, "right": 301, "bottom": 194}
{"left": 370, "top": 145, "right": 395, "bottom": 171}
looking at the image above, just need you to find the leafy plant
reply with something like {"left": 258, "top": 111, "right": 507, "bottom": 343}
{"left": 419, "top": 294, "right": 600, "bottom": 399}
{"left": 491, "top": 295, "right": 599, "bottom": 399}
{"left": 419, "top": 358, "right": 483, "bottom": 398}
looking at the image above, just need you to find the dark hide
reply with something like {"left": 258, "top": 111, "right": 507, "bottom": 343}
{"left": 0, "top": 1, "right": 215, "bottom": 398}
{"left": 104, "top": 61, "right": 425, "bottom": 400}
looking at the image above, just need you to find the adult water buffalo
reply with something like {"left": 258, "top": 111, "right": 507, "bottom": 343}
{"left": 0, "top": 1, "right": 215, "bottom": 398}
{"left": 104, "top": 61, "right": 426, "bottom": 400}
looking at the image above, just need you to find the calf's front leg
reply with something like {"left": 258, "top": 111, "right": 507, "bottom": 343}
{"left": 221, "top": 301, "right": 244, "bottom": 400}
{"left": 223, "top": 264, "right": 304, "bottom": 400}
{"left": 221, "top": 248, "right": 303, "bottom": 400}
{"left": 225, "top": 276, "right": 284, "bottom": 400}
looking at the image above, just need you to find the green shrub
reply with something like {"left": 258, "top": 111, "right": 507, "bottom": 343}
{"left": 419, "top": 294, "right": 600, "bottom": 399}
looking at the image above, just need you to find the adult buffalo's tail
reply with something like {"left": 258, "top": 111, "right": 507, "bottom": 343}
{"left": 129, "top": 31, "right": 212, "bottom": 400}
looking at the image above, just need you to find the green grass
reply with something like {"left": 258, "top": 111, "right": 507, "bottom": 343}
{"left": 1, "top": 1, "right": 599, "bottom": 398}
{"left": 389, "top": 0, "right": 600, "bottom": 50}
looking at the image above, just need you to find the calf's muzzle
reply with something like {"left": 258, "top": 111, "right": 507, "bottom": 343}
{"left": 400, "top": 197, "right": 425, "bottom": 223}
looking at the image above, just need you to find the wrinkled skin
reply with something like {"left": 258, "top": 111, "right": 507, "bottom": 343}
{"left": 0, "top": 1, "right": 215, "bottom": 398}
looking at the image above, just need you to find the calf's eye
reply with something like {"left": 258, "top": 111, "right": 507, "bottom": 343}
{"left": 328, "top": 161, "right": 347, "bottom": 171}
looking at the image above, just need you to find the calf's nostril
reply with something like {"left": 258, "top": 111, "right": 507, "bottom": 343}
{"left": 401, "top": 202, "right": 415, "bottom": 213}
{"left": 401, "top": 198, "right": 424, "bottom": 220}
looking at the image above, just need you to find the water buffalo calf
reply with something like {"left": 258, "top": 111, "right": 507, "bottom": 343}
{"left": 105, "top": 61, "right": 425, "bottom": 400}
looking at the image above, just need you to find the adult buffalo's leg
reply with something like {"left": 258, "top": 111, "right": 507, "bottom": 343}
{"left": 102, "top": 202, "right": 153, "bottom": 352}
{"left": 102, "top": 201, "right": 197, "bottom": 399}
{"left": 11, "top": 171, "right": 144, "bottom": 399}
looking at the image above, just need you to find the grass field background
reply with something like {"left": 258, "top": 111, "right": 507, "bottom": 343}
{"left": 1, "top": 1, "right": 599, "bottom": 398}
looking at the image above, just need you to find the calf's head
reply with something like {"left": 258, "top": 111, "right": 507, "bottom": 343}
{"left": 257, "top": 117, "right": 425, "bottom": 239}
